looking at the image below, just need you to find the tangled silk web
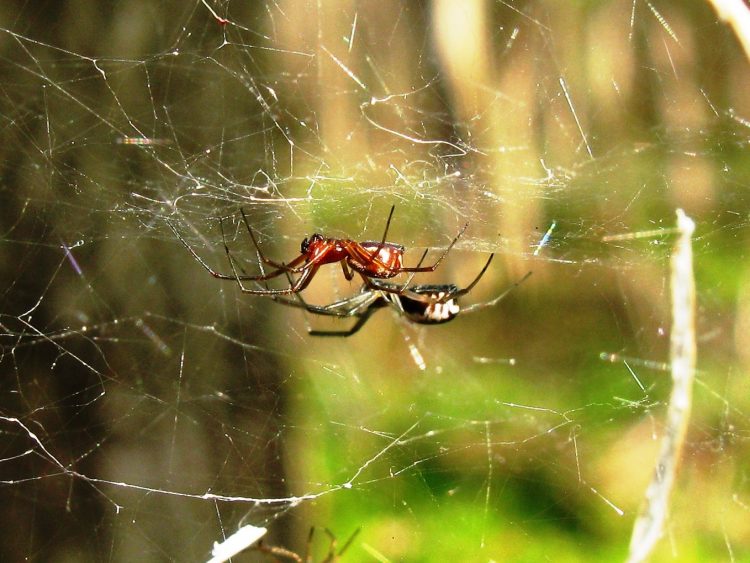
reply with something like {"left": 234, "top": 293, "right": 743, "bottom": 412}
{"left": 1, "top": 1, "right": 750, "bottom": 560}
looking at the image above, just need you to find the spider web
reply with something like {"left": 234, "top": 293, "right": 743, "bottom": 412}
{"left": 1, "top": 1, "right": 749, "bottom": 560}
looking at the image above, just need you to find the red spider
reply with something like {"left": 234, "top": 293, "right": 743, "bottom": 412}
{"left": 169, "top": 206, "right": 468, "bottom": 295}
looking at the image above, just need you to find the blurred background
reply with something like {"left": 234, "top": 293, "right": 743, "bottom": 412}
{"left": 1, "top": 0, "right": 749, "bottom": 560}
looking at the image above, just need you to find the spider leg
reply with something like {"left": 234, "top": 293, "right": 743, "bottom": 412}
{"left": 258, "top": 271, "right": 327, "bottom": 330}
{"left": 397, "top": 253, "right": 494, "bottom": 304}
{"left": 383, "top": 290, "right": 408, "bottom": 316}
{"left": 336, "top": 528, "right": 361, "bottom": 558}
{"left": 395, "top": 248, "right": 428, "bottom": 290}
{"left": 269, "top": 267, "right": 385, "bottom": 334}
{"left": 321, "top": 528, "right": 337, "bottom": 563}
{"left": 340, "top": 260, "right": 355, "bottom": 281}
{"left": 291, "top": 262, "right": 324, "bottom": 293}
{"left": 304, "top": 526, "right": 315, "bottom": 563}
{"left": 460, "top": 270, "right": 532, "bottom": 314}
{"left": 226, "top": 251, "right": 325, "bottom": 295}
{"left": 379, "top": 204, "right": 396, "bottom": 245}
{"left": 239, "top": 208, "right": 313, "bottom": 274}
{"left": 308, "top": 304, "right": 382, "bottom": 337}
{"left": 270, "top": 285, "right": 381, "bottom": 318}
{"left": 357, "top": 204, "right": 397, "bottom": 267}
{"left": 358, "top": 249, "right": 429, "bottom": 296}
{"left": 252, "top": 540, "right": 303, "bottom": 563}
{"left": 224, "top": 247, "right": 267, "bottom": 289}
{"left": 219, "top": 217, "right": 310, "bottom": 281}
{"left": 270, "top": 269, "right": 386, "bottom": 327}
{"left": 168, "top": 221, "right": 245, "bottom": 281}
{"left": 398, "top": 222, "right": 468, "bottom": 272}
{"left": 454, "top": 253, "right": 494, "bottom": 296}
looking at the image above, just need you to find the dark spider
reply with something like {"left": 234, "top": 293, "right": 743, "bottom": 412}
{"left": 168, "top": 206, "right": 467, "bottom": 296}
{"left": 271, "top": 255, "right": 532, "bottom": 336}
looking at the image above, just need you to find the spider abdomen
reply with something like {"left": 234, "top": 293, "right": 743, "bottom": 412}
{"left": 349, "top": 241, "right": 405, "bottom": 278}
{"left": 402, "top": 285, "right": 461, "bottom": 323}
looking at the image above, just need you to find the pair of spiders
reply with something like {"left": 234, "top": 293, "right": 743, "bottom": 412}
{"left": 169, "top": 207, "right": 529, "bottom": 335}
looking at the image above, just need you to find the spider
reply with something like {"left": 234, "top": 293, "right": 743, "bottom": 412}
{"left": 168, "top": 206, "right": 467, "bottom": 296}
{"left": 271, "top": 255, "right": 532, "bottom": 336}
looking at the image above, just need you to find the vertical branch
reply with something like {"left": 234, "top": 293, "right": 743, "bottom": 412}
{"left": 627, "top": 209, "right": 696, "bottom": 563}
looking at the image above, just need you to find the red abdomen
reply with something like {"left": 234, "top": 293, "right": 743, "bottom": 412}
{"left": 351, "top": 241, "right": 404, "bottom": 278}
